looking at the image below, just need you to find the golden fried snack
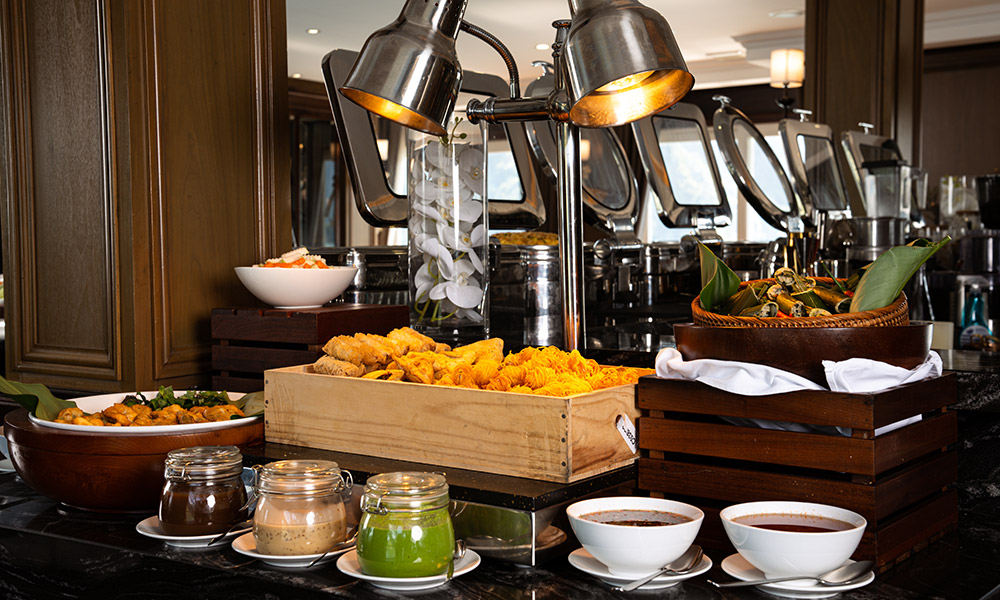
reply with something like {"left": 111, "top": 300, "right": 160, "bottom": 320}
{"left": 313, "top": 355, "right": 365, "bottom": 377}
{"left": 451, "top": 338, "right": 504, "bottom": 363}
{"left": 356, "top": 333, "right": 408, "bottom": 358}
{"left": 322, "top": 335, "right": 375, "bottom": 366}
{"left": 393, "top": 352, "right": 436, "bottom": 385}
{"left": 387, "top": 327, "right": 447, "bottom": 353}
{"left": 362, "top": 369, "right": 405, "bottom": 381}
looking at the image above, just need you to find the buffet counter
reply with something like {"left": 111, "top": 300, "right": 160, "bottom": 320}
{"left": 1, "top": 406, "right": 998, "bottom": 600}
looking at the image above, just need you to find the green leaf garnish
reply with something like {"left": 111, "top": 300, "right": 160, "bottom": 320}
{"left": 0, "top": 375, "right": 76, "bottom": 421}
{"left": 697, "top": 241, "right": 741, "bottom": 313}
{"left": 850, "top": 237, "right": 951, "bottom": 312}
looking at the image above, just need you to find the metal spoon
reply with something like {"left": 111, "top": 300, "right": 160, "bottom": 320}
{"left": 612, "top": 545, "right": 704, "bottom": 592}
{"left": 708, "top": 560, "right": 875, "bottom": 588}
{"left": 305, "top": 531, "right": 358, "bottom": 568}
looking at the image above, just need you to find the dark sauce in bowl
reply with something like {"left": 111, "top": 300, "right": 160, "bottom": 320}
{"left": 732, "top": 513, "right": 855, "bottom": 533}
{"left": 581, "top": 509, "right": 692, "bottom": 527}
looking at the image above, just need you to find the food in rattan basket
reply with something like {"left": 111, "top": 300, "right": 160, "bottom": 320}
{"left": 692, "top": 277, "right": 909, "bottom": 328}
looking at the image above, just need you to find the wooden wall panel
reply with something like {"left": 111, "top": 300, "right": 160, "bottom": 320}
{"left": 1, "top": 0, "right": 120, "bottom": 381}
{"left": 144, "top": 0, "right": 264, "bottom": 379}
{"left": 1, "top": 0, "right": 290, "bottom": 392}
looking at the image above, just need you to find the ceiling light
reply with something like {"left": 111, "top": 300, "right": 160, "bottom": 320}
{"left": 536, "top": 43, "right": 549, "bottom": 50}
{"left": 306, "top": 28, "right": 321, "bottom": 34}
{"left": 291, "top": 73, "right": 302, "bottom": 79}
{"left": 769, "top": 8, "right": 804, "bottom": 18}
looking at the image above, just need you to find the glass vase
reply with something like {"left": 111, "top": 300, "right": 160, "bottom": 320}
{"left": 407, "top": 113, "right": 489, "bottom": 344}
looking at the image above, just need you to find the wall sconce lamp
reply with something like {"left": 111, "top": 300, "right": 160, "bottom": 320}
{"left": 770, "top": 48, "right": 805, "bottom": 118}
{"left": 338, "top": 0, "right": 694, "bottom": 350}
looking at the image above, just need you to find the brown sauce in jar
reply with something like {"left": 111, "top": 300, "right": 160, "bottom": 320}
{"left": 159, "top": 482, "right": 248, "bottom": 536}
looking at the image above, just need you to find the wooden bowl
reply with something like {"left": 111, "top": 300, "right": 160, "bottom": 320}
{"left": 3, "top": 410, "right": 263, "bottom": 512}
{"left": 672, "top": 323, "right": 932, "bottom": 386}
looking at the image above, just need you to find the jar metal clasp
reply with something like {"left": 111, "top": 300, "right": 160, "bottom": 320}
{"left": 361, "top": 489, "right": 389, "bottom": 515}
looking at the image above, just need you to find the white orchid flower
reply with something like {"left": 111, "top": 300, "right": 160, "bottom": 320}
{"left": 458, "top": 145, "right": 486, "bottom": 196}
{"left": 440, "top": 258, "right": 483, "bottom": 309}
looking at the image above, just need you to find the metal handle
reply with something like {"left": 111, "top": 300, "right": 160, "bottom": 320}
{"left": 708, "top": 576, "right": 820, "bottom": 588}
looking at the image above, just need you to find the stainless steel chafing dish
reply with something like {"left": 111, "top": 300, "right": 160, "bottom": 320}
{"left": 320, "top": 246, "right": 408, "bottom": 306}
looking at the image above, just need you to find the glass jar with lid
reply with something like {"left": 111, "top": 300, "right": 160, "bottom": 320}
{"left": 252, "top": 459, "right": 352, "bottom": 555}
{"left": 159, "top": 445, "right": 249, "bottom": 536}
{"left": 357, "top": 472, "right": 457, "bottom": 577}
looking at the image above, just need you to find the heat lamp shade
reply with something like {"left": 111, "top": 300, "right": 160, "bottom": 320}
{"left": 338, "top": 0, "right": 466, "bottom": 136}
{"left": 769, "top": 48, "right": 805, "bottom": 88}
{"left": 564, "top": 0, "right": 694, "bottom": 128}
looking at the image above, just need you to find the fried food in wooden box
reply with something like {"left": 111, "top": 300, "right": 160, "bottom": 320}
{"left": 312, "top": 327, "right": 652, "bottom": 397}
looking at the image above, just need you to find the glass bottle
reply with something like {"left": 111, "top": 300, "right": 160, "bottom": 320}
{"left": 357, "top": 472, "right": 457, "bottom": 578}
{"left": 252, "top": 459, "right": 352, "bottom": 555}
{"left": 407, "top": 112, "right": 489, "bottom": 345}
{"left": 159, "top": 445, "right": 248, "bottom": 536}
{"left": 959, "top": 283, "right": 992, "bottom": 350}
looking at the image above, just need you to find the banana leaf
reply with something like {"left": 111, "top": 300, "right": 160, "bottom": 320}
{"left": 697, "top": 241, "right": 740, "bottom": 313}
{"left": 850, "top": 237, "right": 951, "bottom": 312}
{"left": 0, "top": 375, "right": 76, "bottom": 421}
{"left": 792, "top": 289, "right": 828, "bottom": 310}
{"left": 722, "top": 286, "right": 761, "bottom": 316}
{"left": 235, "top": 390, "right": 265, "bottom": 417}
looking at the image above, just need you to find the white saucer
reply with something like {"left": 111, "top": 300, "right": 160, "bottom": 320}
{"left": 720, "top": 554, "right": 875, "bottom": 599}
{"left": 336, "top": 548, "right": 481, "bottom": 591}
{"left": 135, "top": 516, "right": 252, "bottom": 549}
{"left": 231, "top": 532, "right": 354, "bottom": 568}
{"left": 567, "top": 547, "right": 713, "bottom": 590}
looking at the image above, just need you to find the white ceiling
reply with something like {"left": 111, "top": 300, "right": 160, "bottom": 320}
{"left": 287, "top": 0, "right": 1000, "bottom": 91}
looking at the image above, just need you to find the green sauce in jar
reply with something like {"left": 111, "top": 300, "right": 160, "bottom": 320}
{"left": 357, "top": 472, "right": 456, "bottom": 578}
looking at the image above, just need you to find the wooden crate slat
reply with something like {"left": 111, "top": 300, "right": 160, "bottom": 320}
{"left": 639, "top": 418, "right": 875, "bottom": 474}
{"left": 637, "top": 378, "right": 875, "bottom": 429}
{"left": 873, "top": 412, "right": 957, "bottom": 474}
{"left": 637, "top": 374, "right": 958, "bottom": 431}
{"left": 211, "top": 305, "right": 409, "bottom": 343}
{"left": 637, "top": 458, "right": 876, "bottom": 520}
{"left": 874, "top": 450, "right": 957, "bottom": 521}
{"left": 212, "top": 344, "right": 320, "bottom": 373}
{"left": 871, "top": 375, "right": 957, "bottom": 428}
{"left": 212, "top": 375, "right": 265, "bottom": 393}
{"left": 866, "top": 489, "right": 958, "bottom": 569}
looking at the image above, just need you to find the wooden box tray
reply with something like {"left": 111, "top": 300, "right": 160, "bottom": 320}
{"left": 211, "top": 305, "right": 409, "bottom": 392}
{"left": 264, "top": 365, "right": 640, "bottom": 483}
{"left": 636, "top": 374, "right": 958, "bottom": 571}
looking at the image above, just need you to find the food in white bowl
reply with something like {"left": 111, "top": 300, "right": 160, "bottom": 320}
{"left": 235, "top": 248, "right": 358, "bottom": 309}
{"left": 720, "top": 500, "right": 866, "bottom": 580}
{"left": 566, "top": 496, "right": 703, "bottom": 578}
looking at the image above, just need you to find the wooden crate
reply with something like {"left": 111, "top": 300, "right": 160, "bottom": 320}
{"left": 636, "top": 374, "right": 959, "bottom": 572}
{"left": 264, "top": 365, "right": 640, "bottom": 483}
{"left": 211, "top": 305, "right": 409, "bottom": 392}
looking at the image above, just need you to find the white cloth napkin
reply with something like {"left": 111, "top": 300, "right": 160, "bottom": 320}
{"left": 654, "top": 348, "right": 942, "bottom": 436}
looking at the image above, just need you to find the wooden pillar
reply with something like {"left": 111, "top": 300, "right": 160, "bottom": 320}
{"left": 805, "top": 0, "right": 924, "bottom": 165}
{"left": 0, "top": 0, "right": 291, "bottom": 392}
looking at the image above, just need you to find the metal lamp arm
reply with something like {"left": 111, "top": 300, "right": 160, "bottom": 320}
{"left": 460, "top": 20, "right": 520, "bottom": 99}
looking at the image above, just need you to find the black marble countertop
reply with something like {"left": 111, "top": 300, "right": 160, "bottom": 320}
{"left": 2, "top": 406, "right": 999, "bottom": 599}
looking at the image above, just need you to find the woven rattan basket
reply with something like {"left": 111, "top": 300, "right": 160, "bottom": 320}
{"left": 691, "top": 277, "right": 910, "bottom": 328}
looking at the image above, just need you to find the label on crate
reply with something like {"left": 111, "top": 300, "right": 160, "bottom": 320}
{"left": 616, "top": 414, "right": 638, "bottom": 454}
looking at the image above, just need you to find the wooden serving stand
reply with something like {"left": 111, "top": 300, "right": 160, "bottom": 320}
{"left": 636, "top": 374, "right": 959, "bottom": 572}
{"left": 211, "top": 304, "right": 409, "bottom": 392}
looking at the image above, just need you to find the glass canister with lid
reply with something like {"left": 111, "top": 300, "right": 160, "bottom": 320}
{"left": 357, "top": 471, "right": 458, "bottom": 577}
{"left": 159, "top": 445, "right": 249, "bottom": 536}
{"left": 252, "top": 459, "right": 352, "bottom": 555}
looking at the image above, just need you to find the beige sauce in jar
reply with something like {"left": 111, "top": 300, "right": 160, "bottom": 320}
{"left": 254, "top": 517, "right": 346, "bottom": 555}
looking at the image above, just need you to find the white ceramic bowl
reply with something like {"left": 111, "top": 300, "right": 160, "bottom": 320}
{"left": 234, "top": 265, "right": 358, "bottom": 309}
{"left": 720, "top": 501, "right": 866, "bottom": 579}
{"left": 566, "top": 496, "right": 704, "bottom": 578}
